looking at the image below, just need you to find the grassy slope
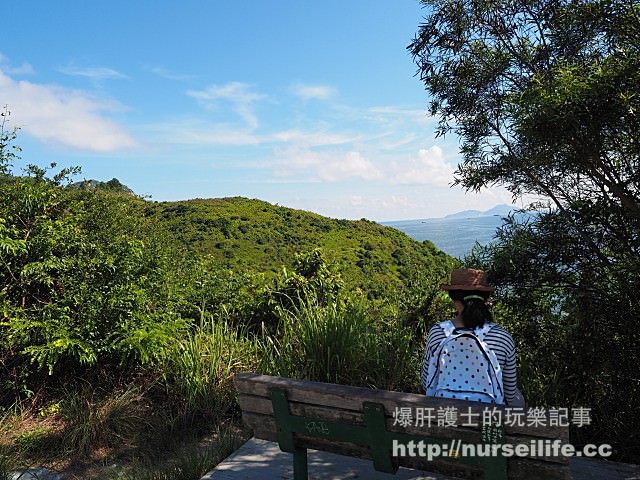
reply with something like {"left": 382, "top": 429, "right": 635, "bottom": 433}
{"left": 143, "top": 196, "right": 455, "bottom": 292}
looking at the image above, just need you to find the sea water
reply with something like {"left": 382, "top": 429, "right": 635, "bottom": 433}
{"left": 381, "top": 215, "right": 506, "bottom": 259}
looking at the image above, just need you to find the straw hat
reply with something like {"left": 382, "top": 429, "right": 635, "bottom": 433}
{"left": 441, "top": 268, "right": 495, "bottom": 292}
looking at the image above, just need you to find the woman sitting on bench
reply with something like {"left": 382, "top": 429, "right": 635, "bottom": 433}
{"left": 421, "top": 268, "right": 525, "bottom": 407}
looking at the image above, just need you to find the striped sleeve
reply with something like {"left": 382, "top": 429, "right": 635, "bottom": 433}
{"left": 484, "top": 325, "right": 518, "bottom": 405}
{"left": 420, "top": 324, "right": 446, "bottom": 391}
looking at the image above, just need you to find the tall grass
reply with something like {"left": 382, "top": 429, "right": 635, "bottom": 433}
{"left": 0, "top": 412, "right": 14, "bottom": 480}
{"left": 0, "top": 401, "right": 61, "bottom": 471}
{"left": 259, "top": 297, "right": 420, "bottom": 391}
{"left": 0, "top": 456, "right": 10, "bottom": 480}
{"left": 1, "top": 296, "right": 423, "bottom": 474}
{"left": 60, "top": 382, "right": 150, "bottom": 458}
{"left": 115, "top": 425, "right": 245, "bottom": 480}
{"left": 164, "top": 312, "right": 259, "bottom": 422}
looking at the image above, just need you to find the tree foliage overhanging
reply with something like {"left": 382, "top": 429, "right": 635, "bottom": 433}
{"left": 410, "top": 0, "right": 640, "bottom": 461}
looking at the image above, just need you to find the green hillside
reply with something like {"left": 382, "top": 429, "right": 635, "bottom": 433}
{"left": 0, "top": 167, "right": 459, "bottom": 476}
{"left": 143, "top": 196, "right": 456, "bottom": 295}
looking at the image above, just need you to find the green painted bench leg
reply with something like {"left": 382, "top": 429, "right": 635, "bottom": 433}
{"left": 293, "top": 447, "right": 308, "bottom": 480}
{"left": 480, "top": 455, "right": 507, "bottom": 480}
{"left": 363, "top": 402, "right": 397, "bottom": 474}
{"left": 481, "top": 423, "right": 507, "bottom": 480}
{"left": 271, "top": 388, "right": 310, "bottom": 479}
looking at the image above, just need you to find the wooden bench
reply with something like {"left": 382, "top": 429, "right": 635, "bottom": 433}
{"left": 235, "top": 373, "right": 571, "bottom": 480}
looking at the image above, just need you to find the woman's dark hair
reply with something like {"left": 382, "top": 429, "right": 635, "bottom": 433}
{"left": 448, "top": 290, "right": 492, "bottom": 329}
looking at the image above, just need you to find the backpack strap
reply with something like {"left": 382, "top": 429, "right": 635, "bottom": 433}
{"left": 472, "top": 323, "right": 504, "bottom": 397}
{"left": 474, "top": 322, "right": 495, "bottom": 340}
{"left": 439, "top": 320, "right": 495, "bottom": 339}
{"left": 438, "top": 320, "right": 456, "bottom": 337}
{"left": 423, "top": 321, "right": 455, "bottom": 392}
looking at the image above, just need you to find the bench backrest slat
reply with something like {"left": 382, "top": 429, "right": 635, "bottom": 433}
{"left": 235, "top": 373, "right": 570, "bottom": 440}
{"left": 234, "top": 373, "right": 572, "bottom": 480}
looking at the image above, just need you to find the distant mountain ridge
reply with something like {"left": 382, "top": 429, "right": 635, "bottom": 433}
{"left": 443, "top": 204, "right": 514, "bottom": 220}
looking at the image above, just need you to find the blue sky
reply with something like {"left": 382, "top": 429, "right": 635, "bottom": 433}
{"left": 2, "top": 0, "right": 517, "bottom": 221}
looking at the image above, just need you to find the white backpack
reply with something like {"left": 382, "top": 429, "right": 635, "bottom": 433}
{"left": 424, "top": 320, "right": 504, "bottom": 404}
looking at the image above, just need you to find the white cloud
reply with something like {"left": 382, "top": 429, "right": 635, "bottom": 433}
{"left": 291, "top": 83, "right": 336, "bottom": 100}
{"left": 333, "top": 104, "right": 433, "bottom": 129}
{"left": 350, "top": 194, "right": 417, "bottom": 209}
{"left": 143, "top": 119, "right": 259, "bottom": 146}
{"left": 393, "top": 146, "right": 455, "bottom": 186}
{"left": 271, "top": 128, "right": 355, "bottom": 147}
{"left": 0, "top": 71, "right": 138, "bottom": 152}
{"left": 368, "top": 106, "right": 429, "bottom": 118}
{"left": 177, "top": 128, "right": 258, "bottom": 146}
{"left": 320, "top": 151, "right": 382, "bottom": 181}
{"left": 187, "top": 82, "right": 265, "bottom": 129}
{"left": 317, "top": 193, "right": 427, "bottom": 221}
{"left": 275, "top": 147, "right": 383, "bottom": 181}
{"left": 376, "top": 133, "right": 420, "bottom": 151}
{"left": 350, "top": 195, "right": 365, "bottom": 206}
{"left": 0, "top": 53, "right": 34, "bottom": 75}
{"left": 148, "top": 67, "right": 194, "bottom": 81}
{"left": 59, "top": 65, "right": 128, "bottom": 80}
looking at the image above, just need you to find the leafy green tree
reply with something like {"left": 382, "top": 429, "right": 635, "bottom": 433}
{"left": 247, "top": 249, "right": 346, "bottom": 332}
{"left": 410, "top": 0, "right": 640, "bottom": 460}
{"left": 0, "top": 106, "right": 21, "bottom": 175}
{"left": 410, "top": 0, "right": 640, "bottom": 222}
{"left": 0, "top": 131, "right": 189, "bottom": 393}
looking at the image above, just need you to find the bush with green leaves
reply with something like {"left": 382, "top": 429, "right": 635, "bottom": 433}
{"left": 0, "top": 132, "right": 191, "bottom": 395}
{"left": 1, "top": 182, "right": 187, "bottom": 373}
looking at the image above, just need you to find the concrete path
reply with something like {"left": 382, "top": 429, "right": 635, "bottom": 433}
{"left": 202, "top": 438, "right": 465, "bottom": 480}
{"left": 10, "top": 468, "right": 64, "bottom": 480}
{"left": 202, "top": 438, "right": 640, "bottom": 480}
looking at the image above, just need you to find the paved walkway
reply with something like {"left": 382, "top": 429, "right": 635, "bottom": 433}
{"left": 202, "top": 438, "right": 640, "bottom": 480}
{"left": 201, "top": 438, "right": 453, "bottom": 480}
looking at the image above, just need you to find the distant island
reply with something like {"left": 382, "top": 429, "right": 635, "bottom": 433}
{"left": 442, "top": 204, "right": 514, "bottom": 220}
{"left": 381, "top": 204, "right": 517, "bottom": 258}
